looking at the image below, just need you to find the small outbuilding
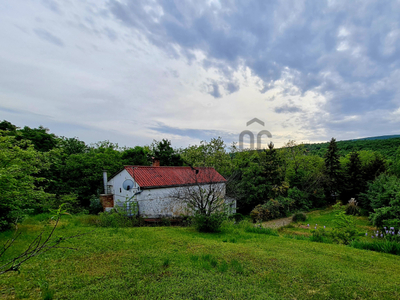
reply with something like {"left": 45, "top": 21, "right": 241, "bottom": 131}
{"left": 100, "top": 164, "right": 235, "bottom": 219}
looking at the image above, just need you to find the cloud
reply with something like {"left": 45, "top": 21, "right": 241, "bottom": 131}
{"left": 149, "top": 123, "right": 236, "bottom": 143}
{"left": 34, "top": 28, "right": 64, "bottom": 47}
{"left": 274, "top": 104, "right": 302, "bottom": 114}
{"left": 107, "top": 1, "right": 400, "bottom": 111}
{"left": 205, "top": 81, "right": 222, "bottom": 98}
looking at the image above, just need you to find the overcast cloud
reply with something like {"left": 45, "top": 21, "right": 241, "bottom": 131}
{"left": 1, "top": 0, "right": 400, "bottom": 148}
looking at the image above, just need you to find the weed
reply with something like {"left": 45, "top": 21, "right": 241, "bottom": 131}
{"left": 162, "top": 258, "right": 170, "bottom": 268}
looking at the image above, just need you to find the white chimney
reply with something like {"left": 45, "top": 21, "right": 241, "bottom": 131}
{"left": 103, "top": 170, "right": 108, "bottom": 194}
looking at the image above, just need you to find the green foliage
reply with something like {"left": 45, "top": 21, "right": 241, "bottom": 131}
{"left": 149, "top": 139, "right": 183, "bottom": 166}
{"left": 341, "top": 152, "right": 365, "bottom": 201}
{"left": 304, "top": 137, "right": 400, "bottom": 159}
{"left": 229, "top": 213, "right": 244, "bottom": 223}
{"left": 0, "top": 134, "right": 51, "bottom": 230}
{"left": 310, "top": 228, "right": 331, "bottom": 243}
{"left": 292, "top": 212, "right": 307, "bottom": 222}
{"left": 121, "top": 146, "right": 150, "bottom": 166}
{"left": 250, "top": 196, "right": 295, "bottom": 222}
{"left": 349, "top": 240, "right": 400, "bottom": 256}
{"left": 331, "top": 203, "right": 360, "bottom": 244}
{"left": 232, "top": 145, "right": 286, "bottom": 214}
{"left": 17, "top": 125, "right": 58, "bottom": 152}
{"left": 288, "top": 187, "right": 312, "bottom": 210}
{"left": 192, "top": 211, "right": 227, "bottom": 232}
{"left": 180, "top": 137, "right": 232, "bottom": 176}
{"left": 88, "top": 197, "right": 103, "bottom": 215}
{"left": 97, "top": 210, "right": 141, "bottom": 228}
{"left": 244, "top": 225, "right": 279, "bottom": 236}
{"left": 345, "top": 198, "right": 360, "bottom": 216}
{"left": 324, "top": 138, "right": 342, "bottom": 200}
{"left": 359, "top": 174, "right": 400, "bottom": 228}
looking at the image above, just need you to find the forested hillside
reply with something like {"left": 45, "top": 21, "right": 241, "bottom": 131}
{"left": 1, "top": 119, "right": 400, "bottom": 232}
{"left": 304, "top": 137, "right": 400, "bottom": 158}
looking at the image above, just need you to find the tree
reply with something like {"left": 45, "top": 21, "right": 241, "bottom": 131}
{"left": 150, "top": 139, "right": 183, "bottom": 166}
{"left": 0, "top": 133, "right": 51, "bottom": 230}
{"left": 341, "top": 151, "right": 365, "bottom": 202}
{"left": 0, "top": 120, "right": 18, "bottom": 133}
{"left": 180, "top": 137, "right": 232, "bottom": 176}
{"left": 121, "top": 146, "right": 150, "bottom": 166}
{"left": 324, "top": 138, "right": 342, "bottom": 201}
{"left": 18, "top": 125, "right": 58, "bottom": 152}
{"left": 230, "top": 143, "right": 286, "bottom": 214}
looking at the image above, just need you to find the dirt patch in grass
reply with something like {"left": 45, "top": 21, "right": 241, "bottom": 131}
{"left": 262, "top": 217, "right": 293, "bottom": 229}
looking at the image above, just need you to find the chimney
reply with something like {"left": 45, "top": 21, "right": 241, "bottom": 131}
{"left": 103, "top": 170, "right": 108, "bottom": 194}
{"left": 152, "top": 157, "right": 160, "bottom": 167}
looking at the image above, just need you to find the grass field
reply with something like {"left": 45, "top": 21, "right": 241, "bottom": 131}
{"left": 1, "top": 212, "right": 400, "bottom": 300}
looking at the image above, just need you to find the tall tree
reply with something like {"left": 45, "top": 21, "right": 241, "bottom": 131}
{"left": 0, "top": 134, "right": 50, "bottom": 230}
{"left": 324, "top": 138, "right": 342, "bottom": 202}
{"left": 342, "top": 151, "right": 365, "bottom": 202}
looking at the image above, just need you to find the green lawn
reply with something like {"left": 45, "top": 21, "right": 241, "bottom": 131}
{"left": 1, "top": 214, "right": 400, "bottom": 300}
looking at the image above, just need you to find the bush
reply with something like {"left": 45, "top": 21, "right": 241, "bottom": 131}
{"left": 331, "top": 203, "right": 360, "bottom": 244}
{"left": 292, "top": 212, "right": 307, "bottom": 222}
{"left": 310, "top": 228, "right": 331, "bottom": 243}
{"left": 229, "top": 213, "right": 244, "bottom": 223}
{"left": 345, "top": 198, "right": 360, "bottom": 216}
{"left": 250, "top": 199, "right": 287, "bottom": 222}
{"left": 192, "top": 212, "right": 227, "bottom": 233}
{"left": 97, "top": 210, "right": 142, "bottom": 228}
{"left": 89, "top": 196, "right": 103, "bottom": 215}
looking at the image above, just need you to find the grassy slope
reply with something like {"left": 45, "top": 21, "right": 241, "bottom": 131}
{"left": 1, "top": 216, "right": 400, "bottom": 300}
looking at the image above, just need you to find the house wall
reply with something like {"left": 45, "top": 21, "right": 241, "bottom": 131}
{"left": 108, "top": 171, "right": 234, "bottom": 218}
{"left": 107, "top": 169, "right": 138, "bottom": 211}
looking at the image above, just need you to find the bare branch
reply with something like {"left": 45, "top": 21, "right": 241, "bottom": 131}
{"left": 0, "top": 216, "right": 92, "bottom": 275}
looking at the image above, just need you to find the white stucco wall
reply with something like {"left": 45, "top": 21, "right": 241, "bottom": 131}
{"left": 107, "top": 171, "right": 235, "bottom": 218}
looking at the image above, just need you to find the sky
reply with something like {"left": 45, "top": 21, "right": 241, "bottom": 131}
{"left": 1, "top": 0, "right": 400, "bottom": 149}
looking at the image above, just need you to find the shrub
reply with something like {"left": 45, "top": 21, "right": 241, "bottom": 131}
{"left": 310, "top": 228, "right": 331, "bottom": 243}
{"left": 345, "top": 198, "right": 360, "bottom": 216}
{"left": 331, "top": 203, "right": 360, "bottom": 244}
{"left": 192, "top": 212, "right": 227, "bottom": 233}
{"left": 359, "top": 174, "right": 400, "bottom": 212}
{"left": 292, "top": 212, "right": 307, "bottom": 222}
{"left": 250, "top": 199, "right": 287, "bottom": 222}
{"left": 97, "top": 210, "right": 142, "bottom": 228}
{"left": 229, "top": 213, "right": 244, "bottom": 223}
{"left": 89, "top": 196, "right": 103, "bottom": 215}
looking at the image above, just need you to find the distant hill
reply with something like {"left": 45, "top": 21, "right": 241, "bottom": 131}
{"left": 303, "top": 135, "right": 400, "bottom": 159}
{"left": 351, "top": 135, "right": 400, "bottom": 141}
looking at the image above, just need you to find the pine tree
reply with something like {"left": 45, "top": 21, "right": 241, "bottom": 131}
{"left": 324, "top": 138, "right": 341, "bottom": 201}
{"left": 342, "top": 151, "right": 365, "bottom": 202}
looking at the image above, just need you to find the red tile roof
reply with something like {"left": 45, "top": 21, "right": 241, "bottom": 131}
{"left": 124, "top": 166, "right": 226, "bottom": 189}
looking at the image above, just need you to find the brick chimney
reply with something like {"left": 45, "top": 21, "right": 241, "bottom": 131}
{"left": 152, "top": 157, "right": 160, "bottom": 167}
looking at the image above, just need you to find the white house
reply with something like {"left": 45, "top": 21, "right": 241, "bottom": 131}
{"left": 101, "top": 164, "right": 235, "bottom": 219}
